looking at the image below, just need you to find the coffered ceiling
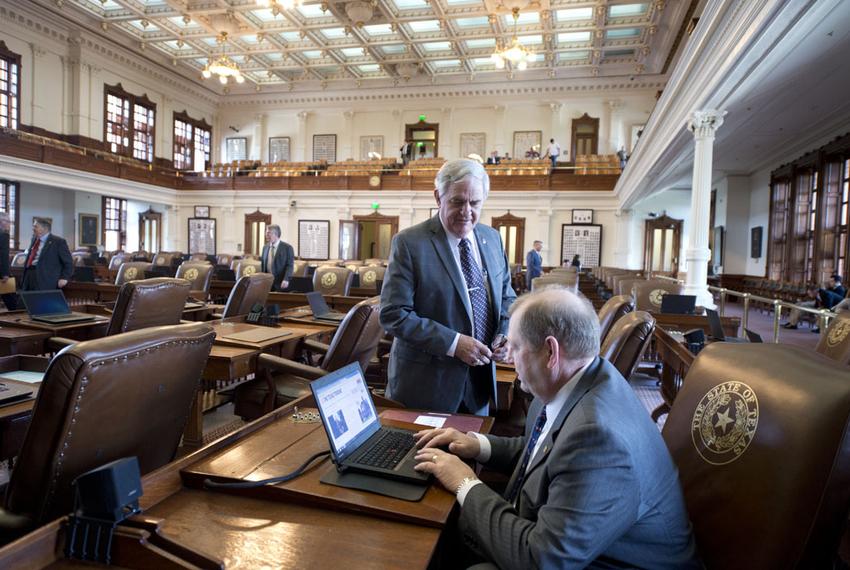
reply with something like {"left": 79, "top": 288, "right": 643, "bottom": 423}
{"left": 42, "top": 0, "right": 693, "bottom": 93}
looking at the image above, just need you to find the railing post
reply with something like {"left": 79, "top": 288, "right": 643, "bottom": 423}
{"left": 773, "top": 300, "right": 782, "bottom": 344}
{"left": 742, "top": 293, "right": 750, "bottom": 332}
{"left": 719, "top": 288, "right": 727, "bottom": 316}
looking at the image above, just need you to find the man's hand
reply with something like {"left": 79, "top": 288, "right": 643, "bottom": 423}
{"left": 57, "top": 279, "right": 68, "bottom": 288}
{"left": 281, "top": 280, "right": 289, "bottom": 289}
{"left": 415, "top": 427, "right": 480, "bottom": 459}
{"left": 455, "top": 334, "right": 493, "bottom": 367}
{"left": 414, "top": 447, "right": 476, "bottom": 492}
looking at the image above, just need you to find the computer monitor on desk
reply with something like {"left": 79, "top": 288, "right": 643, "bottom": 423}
{"left": 660, "top": 294, "right": 696, "bottom": 315}
{"left": 286, "top": 277, "right": 314, "bottom": 293}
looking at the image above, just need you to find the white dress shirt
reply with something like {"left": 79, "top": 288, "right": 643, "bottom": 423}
{"left": 439, "top": 217, "right": 484, "bottom": 357}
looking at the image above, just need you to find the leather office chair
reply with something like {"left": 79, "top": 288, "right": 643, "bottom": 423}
{"left": 633, "top": 279, "right": 684, "bottom": 312}
{"left": 235, "top": 259, "right": 262, "bottom": 279}
{"left": 190, "top": 253, "right": 208, "bottom": 262}
{"left": 10, "top": 253, "right": 26, "bottom": 268}
{"left": 365, "top": 258, "right": 385, "bottom": 266}
{"left": 233, "top": 297, "right": 383, "bottom": 420}
{"left": 599, "top": 311, "right": 655, "bottom": 380}
{"left": 356, "top": 265, "right": 386, "bottom": 293}
{"left": 221, "top": 273, "right": 274, "bottom": 319}
{"left": 114, "top": 262, "right": 153, "bottom": 285}
{"left": 663, "top": 343, "right": 850, "bottom": 568}
{"left": 815, "top": 313, "right": 850, "bottom": 365}
{"left": 313, "top": 266, "right": 353, "bottom": 296}
{"left": 153, "top": 252, "right": 176, "bottom": 267}
{"left": 175, "top": 262, "right": 214, "bottom": 295}
{"left": 597, "top": 294, "right": 635, "bottom": 345}
{"left": 216, "top": 253, "right": 233, "bottom": 267}
{"left": 292, "top": 259, "right": 309, "bottom": 278}
{"left": 71, "top": 253, "right": 88, "bottom": 267}
{"left": 614, "top": 275, "right": 644, "bottom": 296}
{"left": 0, "top": 322, "right": 215, "bottom": 539}
{"left": 108, "top": 254, "right": 128, "bottom": 273}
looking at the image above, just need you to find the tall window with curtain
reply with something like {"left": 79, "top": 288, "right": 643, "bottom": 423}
{"left": 0, "top": 42, "right": 20, "bottom": 130}
{"left": 102, "top": 197, "right": 127, "bottom": 252}
{"left": 0, "top": 180, "right": 18, "bottom": 249}
{"left": 173, "top": 111, "right": 211, "bottom": 171}
{"left": 840, "top": 159, "right": 850, "bottom": 279}
{"left": 103, "top": 84, "right": 155, "bottom": 162}
{"left": 768, "top": 178, "right": 790, "bottom": 281}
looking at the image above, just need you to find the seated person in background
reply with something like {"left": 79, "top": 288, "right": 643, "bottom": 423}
{"left": 784, "top": 276, "right": 846, "bottom": 331}
{"left": 503, "top": 152, "right": 511, "bottom": 161}
{"left": 414, "top": 289, "right": 699, "bottom": 569}
{"left": 486, "top": 151, "right": 501, "bottom": 165}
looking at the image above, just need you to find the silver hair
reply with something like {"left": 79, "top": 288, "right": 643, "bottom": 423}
{"left": 267, "top": 224, "right": 281, "bottom": 238}
{"left": 509, "top": 288, "right": 599, "bottom": 361}
{"left": 434, "top": 158, "right": 490, "bottom": 199}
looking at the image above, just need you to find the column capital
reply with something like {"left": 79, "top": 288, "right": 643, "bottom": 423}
{"left": 297, "top": 111, "right": 309, "bottom": 121}
{"left": 549, "top": 102, "right": 562, "bottom": 112}
{"left": 343, "top": 110, "right": 355, "bottom": 119}
{"left": 688, "top": 109, "right": 726, "bottom": 138}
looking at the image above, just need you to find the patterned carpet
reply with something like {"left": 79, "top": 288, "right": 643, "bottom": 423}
{"left": 630, "top": 372, "right": 666, "bottom": 430}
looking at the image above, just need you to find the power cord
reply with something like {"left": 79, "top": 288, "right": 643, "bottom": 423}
{"left": 203, "top": 450, "right": 331, "bottom": 489}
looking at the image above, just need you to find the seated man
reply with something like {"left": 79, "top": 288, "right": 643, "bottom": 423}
{"left": 783, "top": 276, "right": 845, "bottom": 331}
{"left": 414, "top": 288, "right": 699, "bottom": 569}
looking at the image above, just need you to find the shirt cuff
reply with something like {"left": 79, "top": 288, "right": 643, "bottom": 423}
{"left": 456, "top": 479, "right": 484, "bottom": 507}
{"left": 447, "top": 333, "right": 460, "bottom": 357}
{"left": 470, "top": 432, "right": 491, "bottom": 463}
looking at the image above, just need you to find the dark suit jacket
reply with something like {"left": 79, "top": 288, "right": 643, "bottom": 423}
{"left": 380, "top": 216, "right": 516, "bottom": 412}
{"left": 0, "top": 231, "right": 10, "bottom": 278}
{"left": 459, "top": 357, "right": 700, "bottom": 569}
{"left": 260, "top": 241, "right": 295, "bottom": 292}
{"left": 525, "top": 249, "right": 542, "bottom": 287}
{"left": 25, "top": 234, "right": 74, "bottom": 290}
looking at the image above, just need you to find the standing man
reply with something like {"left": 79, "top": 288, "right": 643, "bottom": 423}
{"left": 546, "top": 138, "right": 561, "bottom": 168}
{"left": 21, "top": 218, "right": 73, "bottom": 292}
{"left": 525, "top": 240, "right": 543, "bottom": 291}
{"left": 414, "top": 289, "right": 699, "bottom": 569}
{"left": 381, "top": 159, "right": 516, "bottom": 415}
{"left": 0, "top": 213, "right": 16, "bottom": 309}
{"left": 260, "top": 224, "right": 295, "bottom": 292}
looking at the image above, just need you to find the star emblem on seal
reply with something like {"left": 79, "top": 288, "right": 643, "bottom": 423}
{"left": 322, "top": 272, "right": 338, "bottom": 287}
{"left": 691, "top": 381, "right": 759, "bottom": 465}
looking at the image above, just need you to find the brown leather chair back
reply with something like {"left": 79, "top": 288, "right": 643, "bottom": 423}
{"left": 4, "top": 323, "right": 215, "bottom": 526}
{"left": 71, "top": 253, "right": 88, "bottom": 267}
{"left": 597, "top": 294, "right": 635, "bottom": 345}
{"left": 356, "top": 265, "right": 386, "bottom": 292}
{"left": 815, "top": 313, "right": 850, "bottom": 365}
{"left": 604, "top": 269, "right": 635, "bottom": 290}
{"left": 107, "top": 278, "right": 191, "bottom": 336}
{"left": 633, "top": 279, "right": 684, "bottom": 312}
{"left": 190, "top": 253, "right": 208, "bottom": 262}
{"left": 115, "top": 262, "right": 152, "bottom": 285}
{"left": 663, "top": 343, "right": 850, "bottom": 568}
{"left": 222, "top": 273, "right": 274, "bottom": 318}
{"left": 292, "top": 259, "right": 309, "bottom": 278}
{"left": 175, "top": 262, "right": 214, "bottom": 293}
{"left": 235, "top": 259, "right": 262, "bottom": 279}
{"left": 152, "top": 252, "right": 175, "bottom": 267}
{"left": 217, "top": 253, "right": 233, "bottom": 267}
{"left": 365, "top": 258, "right": 385, "bottom": 266}
{"left": 313, "top": 266, "right": 353, "bottom": 296}
{"left": 614, "top": 275, "right": 644, "bottom": 296}
{"left": 599, "top": 311, "right": 654, "bottom": 379}
{"left": 108, "top": 254, "right": 127, "bottom": 272}
{"left": 11, "top": 252, "right": 26, "bottom": 267}
{"left": 320, "top": 296, "right": 383, "bottom": 373}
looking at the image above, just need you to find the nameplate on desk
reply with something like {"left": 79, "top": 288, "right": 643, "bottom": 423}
{"left": 221, "top": 328, "right": 293, "bottom": 343}
{"left": 380, "top": 410, "right": 484, "bottom": 433}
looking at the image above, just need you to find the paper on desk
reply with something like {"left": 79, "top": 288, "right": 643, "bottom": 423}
{"left": 0, "top": 370, "right": 45, "bottom": 384}
{"left": 414, "top": 415, "right": 446, "bottom": 428}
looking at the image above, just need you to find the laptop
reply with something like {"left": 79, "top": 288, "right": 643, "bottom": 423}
{"left": 745, "top": 328, "right": 764, "bottom": 343}
{"left": 306, "top": 292, "right": 347, "bottom": 322}
{"left": 214, "top": 268, "right": 236, "bottom": 281}
{"left": 311, "top": 362, "right": 429, "bottom": 484}
{"left": 286, "top": 276, "right": 314, "bottom": 293}
{"left": 706, "top": 308, "right": 747, "bottom": 343}
{"left": 660, "top": 294, "right": 697, "bottom": 315}
{"left": 19, "top": 290, "right": 96, "bottom": 324}
{"left": 71, "top": 266, "right": 95, "bottom": 283}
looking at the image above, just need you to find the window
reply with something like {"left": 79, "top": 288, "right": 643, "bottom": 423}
{"left": 102, "top": 197, "right": 127, "bottom": 251}
{"left": 840, "top": 159, "right": 850, "bottom": 279}
{"left": 0, "top": 180, "right": 18, "bottom": 249}
{"left": 0, "top": 42, "right": 20, "bottom": 129}
{"left": 173, "top": 111, "right": 211, "bottom": 171}
{"left": 103, "top": 84, "right": 156, "bottom": 162}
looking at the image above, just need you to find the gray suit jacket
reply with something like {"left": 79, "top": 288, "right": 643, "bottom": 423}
{"left": 260, "top": 241, "right": 295, "bottom": 292}
{"left": 24, "top": 234, "right": 73, "bottom": 291}
{"left": 460, "top": 357, "right": 700, "bottom": 569}
{"left": 380, "top": 216, "right": 516, "bottom": 412}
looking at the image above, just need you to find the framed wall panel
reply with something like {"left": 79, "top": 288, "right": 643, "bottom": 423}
{"left": 78, "top": 214, "right": 98, "bottom": 247}
{"left": 561, "top": 224, "right": 602, "bottom": 268}
{"left": 513, "top": 131, "right": 542, "bottom": 160}
{"left": 359, "top": 136, "right": 383, "bottom": 160}
{"left": 460, "top": 132, "right": 486, "bottom": 159}
{"left": 188, "top": 217, "right": 216, "bottom": 255}
{"left": 269, "top": 137, "right": 290, "bottom": 162}
{"left": 299, "top": 220, "right": 330, "bottom": 260}
{"left": 313, "top": 134, "right": 337, "bottom": 163}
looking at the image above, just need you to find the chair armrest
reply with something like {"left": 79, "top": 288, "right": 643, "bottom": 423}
{"left": 302, "top": 339, "right": 330, "bottom": 355}
{"left": 257, "top": 353, "right": 327, "bottom": 380}
{"left": 0, "top": 508, "right": 36, "bottom": 543}
{"left": 47, "top": 336, "right": 77, "bottom": 352}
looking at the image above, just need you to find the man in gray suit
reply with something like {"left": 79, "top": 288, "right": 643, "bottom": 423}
{"left": 260, "top": 224, "right": 295, "bottom": 292}
{"left": 414, "top": 288, "right": 699, "bottom": 569}
{"left": 380, "top": 159, "right": 516, "bottom": 415}
{"left": 21, "top": 218, "right": 74, "bottom": 292}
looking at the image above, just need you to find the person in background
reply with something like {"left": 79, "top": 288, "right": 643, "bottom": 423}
{"left": 0, "top": 213, "right": 16, "bottom": 309}
{"left": 617, "top": 146, "right": 629, "bottom": 169}
{"left": 570, "top": 253, "right": 581, "bottom": 271}
{"left": 783, "top": 276, "right": 845, "bottom": 332}
{"left": 525, "top": 240, "right": 543, "bottom": 291}
{"left": 260, "top": 224, "right": 295, "bottom": 292}
{"left": 546, "top": 138, "right": 561, "bottom": 168}
{"left": 20, "top": 218, "right": 73, "bottom": 292}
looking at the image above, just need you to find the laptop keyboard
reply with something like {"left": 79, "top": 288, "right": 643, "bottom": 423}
{"left": 354, "top": 429, "right": 416, "bottom": 470}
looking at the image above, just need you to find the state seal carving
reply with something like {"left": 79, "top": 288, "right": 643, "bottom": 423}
{"left": 322, "top": 272, "right": 338, "bottom": 288}
{"left": 691, "top": 381, "right": 758, "bottom": 465}
{"left": 244, "top": 265, "right": 256, "bottom": 275}
{"left": 184, "top": 268, "right": 199, "bottom": 281}
{"left": 362, "top": 270, "right": 376, "bottom": 284}
{"left": 827, "top": 319, "right": 850, "bottom": 348}
{"left": 649, "top": 288, "right": 667, "bottom": 307}
{"left": 156, "top": 256, "right": 165, "bottom": 265}
{"left": 125, "top": 267, "right": 137, "bottom": 280}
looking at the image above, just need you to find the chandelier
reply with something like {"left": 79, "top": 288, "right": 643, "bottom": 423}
{"left": 257, "top": 0, "right": 303, "bottom": 15}
{"left": 201, "top": 32, "right": 245, "bottom": 84}
{"left": 491, "top": 7, "right": 533, "bottom": 71}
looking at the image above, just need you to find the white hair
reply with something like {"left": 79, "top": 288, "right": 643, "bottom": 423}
{"left": 434, "top": 158, "right": 490, "bottom": 199}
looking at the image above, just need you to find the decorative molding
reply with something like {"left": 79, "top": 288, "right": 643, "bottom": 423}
{"left": 688, "top": 109, "right": 726, "bottom": 139}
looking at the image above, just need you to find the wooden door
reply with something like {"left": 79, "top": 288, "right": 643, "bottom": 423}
{"left": 138, "top": 208, "right": 162, "bottom": 254}
{"left": 571, "top": 113, "right": 599, "bottom": 159}
{"left": 644, "top": 215, "right": 683, "bottom": 276}
{"left": 339, "top": 220, "right": 359, "bottom": 260}
{"left": 353, "top": 212, "right": 398, "bottom": 260}
{"left": 405, "top": 120, "right": 439, "bottom": 160}
{"left": 492, "top": 212, "right": 526, "bottom": 265}
{"left": 244, "top": 210, "right": 271, "bottom": 256}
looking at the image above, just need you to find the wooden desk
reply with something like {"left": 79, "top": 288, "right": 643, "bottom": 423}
{"left": 0, "top": 313, "right": 110, "bottom": 342}
{"left": 653, "top": 327, "right": 696, "bottom": 421}
{"left": 0, "top": 355, "right": 49, "bottom": 461}
{"left": 652, "top": 313, "right": 741, "bottom": 338}
{"left": 0, "top": 395, "right": 490, "bottom": 569}
{"left": 0, "top": 326, "right": 51, "bottom": 357}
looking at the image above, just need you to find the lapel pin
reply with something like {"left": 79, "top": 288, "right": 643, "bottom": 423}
{"left": 482, "top": 238, "right": 487, "bottom": 245}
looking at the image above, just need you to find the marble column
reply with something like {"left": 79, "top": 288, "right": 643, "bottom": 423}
{"left": 613, "top": 208, "right": 634, "bottom": 268}
{"left": 684, "top": 109, "right": 726, "bottom": 308}
{"left": 549, "top": 103, "right": 562, "bottom": 156}
{"left": 342, "top": 110, "right": 355, "bottom": 160}
{"left": 296, "top": 111, "right": 308, "bottom": 162}
{"left": 254, "top": 113, "right": 267, "bottom": 162}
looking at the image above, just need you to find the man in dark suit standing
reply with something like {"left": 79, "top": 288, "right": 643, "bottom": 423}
{"left": 380, "top": 159, "right": 516, "bottom": 415}
{"left": 260, "top": 224, "right": 295, "bottom": 292}
{"left": 525, "top": 239, "right": 543, "bottom": 290}
{"left": 21, "top": 218, "right": 73, "bottom": 292}
{"left": 414, "top": 288, "right": 699, "bottom": 569}
{"left": 0, "top": 213, "right": 17, "bottom": 309}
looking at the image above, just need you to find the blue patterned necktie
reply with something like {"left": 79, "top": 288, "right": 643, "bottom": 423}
{"left": 507, "top": 407, "right": 548, "bottom": 503}
{"left": 458, "top": 238, "right": 492, "bottom": 344}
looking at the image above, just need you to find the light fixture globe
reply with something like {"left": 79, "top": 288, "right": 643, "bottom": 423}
{"left": 345, "top": 1, "right": 374, "bottom": 27}
{"left": 490, "top": 7, "right": 533, "bottom": 71}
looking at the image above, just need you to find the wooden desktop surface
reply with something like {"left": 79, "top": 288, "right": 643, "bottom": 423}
{"left": 0, "top": 394, "right": 492, "bottom": 569}
{"left": 0, "top": 313, "right": 110, "bottom": 339}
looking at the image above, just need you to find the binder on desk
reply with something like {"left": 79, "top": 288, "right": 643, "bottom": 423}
{"left": 0, "top": 277, "right": 15, "bottom": 295}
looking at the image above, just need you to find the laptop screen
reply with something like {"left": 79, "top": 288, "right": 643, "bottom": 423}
{"left": 705, "top": 308, "right": 726, "bottom": 340}
{"left": 660, "top": 294, "right": 696, "bottom": 315}
{"left": 20, "top": 290, "right": 72, "bottom": 317}
{"left": 306, "top": 292, "right": 331, "bottom": 316}
{"left": 311, "top": 363, "right": 381, "bottom": 463}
